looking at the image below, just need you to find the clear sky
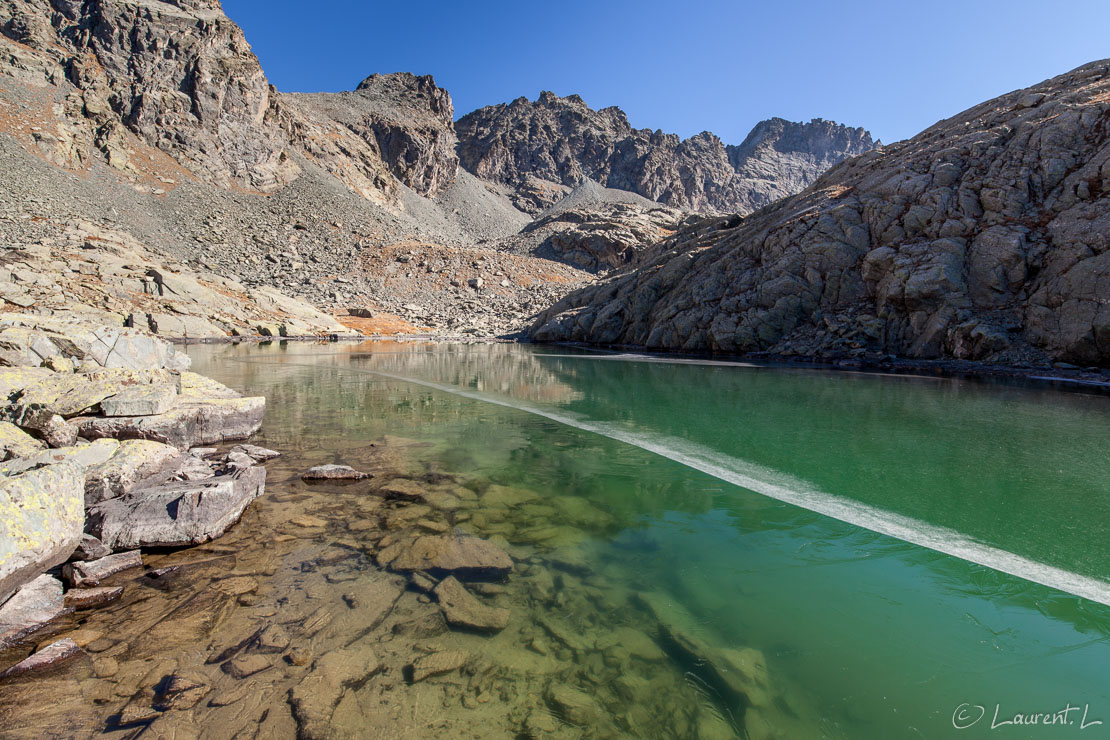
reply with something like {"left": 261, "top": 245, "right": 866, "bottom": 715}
{"left": 221, "top": 0, "right": 1110, "bottom": 145}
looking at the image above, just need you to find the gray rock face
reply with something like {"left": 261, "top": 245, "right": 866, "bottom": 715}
{"left": 456, "top": 91, "right": 875, "bottom": 213}
{"left": 86, "top": 465, "right": 266, "bottom": 550}
{"left": 531, "top": 59, "right": 1110, "bottom": 367}
{"left": 3, "top": 0, "right": 299, "bottom": 191}
{"left": 291, "top": 73, "right": 458, "bottom": 197}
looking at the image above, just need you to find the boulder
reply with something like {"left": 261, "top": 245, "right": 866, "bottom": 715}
{"left": 0, "top": 422, "right": 44, "bottom": 461}
{"left": 83, "top": 439, "right": 184, "bottom": 506}
{"left": 0, "top": 574, "right": 65, "bottom": 649}
{"left": 231, "top": 443, "right": 280, "bottom": 462}
{"left": 1, "top": 438, "right": 120, "bottom": 477}
{"left": 64, "top": 585, "right": 124, "bottom": 610}
{"left": 378, "top": 533, "right": 513, "bottom": 580}
{"left": 433, "top": 576, "right": 510, "bottom": 632}
{"left": 0, "top": 637, "right": 82, "bottom": 678}
{"left": 406, "top": 650, "right": 469, "bottom": 683}
{"left": 18, "top": 409, "right": 77, "bottom": 448}
{"left": 87, "top": 327, "right": 190, "bottom": 371}
{"left": 0, "top": 463, "right": 84, "bottom": 604}
{"left": 86, "top": 466, "right": 266, "bottom": 550}
{"left": 75, "top": 396, "right": 265, "bottom": 449}
{"left": 301, "top": 464, "right": 371, "bottom": 481}
{"left": 100, "top": 384, "right": 178, "bottom": 416}
{"left": 62, "top": 550, "right": 142, "bottom": 587}
{"left": 70, "top": 534, "right": 111, "bottom": 561}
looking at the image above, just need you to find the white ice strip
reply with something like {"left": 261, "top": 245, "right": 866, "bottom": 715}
{"left": 363, "top": 368, "right": 1110, "bottom": 608}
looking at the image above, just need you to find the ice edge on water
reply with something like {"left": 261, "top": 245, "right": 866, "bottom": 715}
{"left": 358, "top": 368, "right": 1110, "bottom": 608}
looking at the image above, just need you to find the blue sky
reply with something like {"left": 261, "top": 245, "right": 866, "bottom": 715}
{"left": 222, "top": 0, "right": 1110, "bottom": 145}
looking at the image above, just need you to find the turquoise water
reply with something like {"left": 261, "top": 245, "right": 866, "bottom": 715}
{"left": 189, "top": 340, "right": 1110, "bottom": 739}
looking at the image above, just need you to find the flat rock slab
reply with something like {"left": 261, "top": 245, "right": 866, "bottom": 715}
{"left": 378, "top": 533, "right": 513, "bottom": 580}
{"left": 289, "top": 644, "right": 381, "bottom": 739}
{"left": 64, "top": 586, "right": 124, "bottom": 610}
{"left": 222, "top": 653, "right": 271, "bottom": 679}
{"left": 86, "top": 466, "right": 266, "bottom": 550}
{"left": 0, "top": 462, "right": 84, "bottom": 604}
{"left": 83, "top": 439, "right": 183, "bottom": 507}
{"left": 62, "top": 550, "right": 142, "bottom": 587}
{"left": 407, "top": 650, "right": 469, "bottom": 683}
{"left": 301, "top": 464, "right": 371, "bottom": 481}
{"left": 0, "top": 637, "right": 82, "bottom": 678}
{"left": 636, "top": 591, "right": 774, "bottom": 711}
{"left": 1, "top": 438, "right": 120, "bottom": 477}
{"left": 100, "top": 384, "right": 178, "bottom": 417}
{"left": 434, "top": 576, "right": 510, "bottom": 632}
{"left": 0, "top": 421, "right": 43, "bottom": 461}
{"left": 0, "top": 574, "right": 64, "bottom": 649}
{"left": 75, "top": 396, "right": 265, "bottom": 450}
{"left": 232, "top": 443, "right": 280, "bottom": 461}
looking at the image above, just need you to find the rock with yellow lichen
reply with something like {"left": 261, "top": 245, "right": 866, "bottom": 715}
{"left": 0, "top": 463, "right": 84, "bottom": 605}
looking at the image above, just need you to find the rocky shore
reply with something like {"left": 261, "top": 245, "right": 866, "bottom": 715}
{"left": 0, "top": 316, "right": 275, "bottom": 678}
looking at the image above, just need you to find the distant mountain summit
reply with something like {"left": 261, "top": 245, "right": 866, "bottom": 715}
{"left": 456, "top": 91, "right": 876, "bottom": 213}
{"left": 531, "top": 59, "right": 1110, "bottom": 367}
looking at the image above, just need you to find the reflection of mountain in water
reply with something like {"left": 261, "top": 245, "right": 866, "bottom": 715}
{"left": 343, "top": 341, "right": 584, "bottom": 405}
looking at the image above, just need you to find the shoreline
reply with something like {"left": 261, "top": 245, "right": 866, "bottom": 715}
{"left": 171, "top": 331, "right": 1110, "bottom": 392}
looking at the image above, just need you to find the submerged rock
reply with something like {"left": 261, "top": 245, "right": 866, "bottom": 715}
{"left": 637, "top": 591, "right": 775, "bottom": 713}
{"left": 86, "top": 466, "right": 266, "bottom": 550}
{"left": 289, "top": 644, "right": 382, "bottom": 739}
{"left": 301, "top": 464, "right": 372, "bottom": 481}
{"left": 0, "top": 462, "right": 84, "bottom": 604}
{"left": 0, "top": 637, "right": 82, "bottom": 678}
{"left": 405, "top": 650, "right": 469, "bottom": 683}
{"left": 378, "top": 532, "right": 513, "bottom": 580}
{"left": 434, "top": 575, "right": 510, "bottom": 632}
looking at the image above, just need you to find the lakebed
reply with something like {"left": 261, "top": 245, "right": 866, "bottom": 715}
{"left": 2, "top": 340, "right": 1109, "bottom": 739}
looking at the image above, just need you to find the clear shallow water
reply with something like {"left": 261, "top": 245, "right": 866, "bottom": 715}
{"left": 182, "top": 340, "right": 1110, "bottom": 739}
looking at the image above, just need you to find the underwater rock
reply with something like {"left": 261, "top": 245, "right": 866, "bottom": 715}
{"left": 301, "top": 464, "right": 372, "bottom": 481}
{"left": 636, "top": 591, "right": 775, "bottom": 713}
{"left": 405, "top": 650, "right": 469, "bottom": 683}
{"left": 289, "top": 643, "right": 382, "bottom": 739}
{"left": 434, "top": 576, "right": 510, "bottom": 632}
{"left": 0, "top": 637, "right": 82, "bottom": 678}
{"left": 378, "top": 532, "right": 513, "bottom": 580}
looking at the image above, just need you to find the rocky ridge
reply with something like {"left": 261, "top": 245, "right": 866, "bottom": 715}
{"left": 531, "top": 59, "right": 1110, "bottom": 368}
{"left": 456, "top": 91, "right": 877, "bottom": 213}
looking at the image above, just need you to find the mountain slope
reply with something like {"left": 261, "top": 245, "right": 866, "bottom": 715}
{"left": 456, "top": 91, "right": 876, "bottom": 213}
{"left": 531, "top": 60, "right": 1110, "bottom": 367}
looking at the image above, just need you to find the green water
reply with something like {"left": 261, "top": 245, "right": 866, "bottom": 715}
{"left": 189, "top": 340, "right": 1110, "bottom": 739}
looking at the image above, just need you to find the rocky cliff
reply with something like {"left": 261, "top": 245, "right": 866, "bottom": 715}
{"left": 532, "top": 60, "right": 1110, "bottom": 367}
{"left": 456, "top": 91, "right": 876, "bottom": 213}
